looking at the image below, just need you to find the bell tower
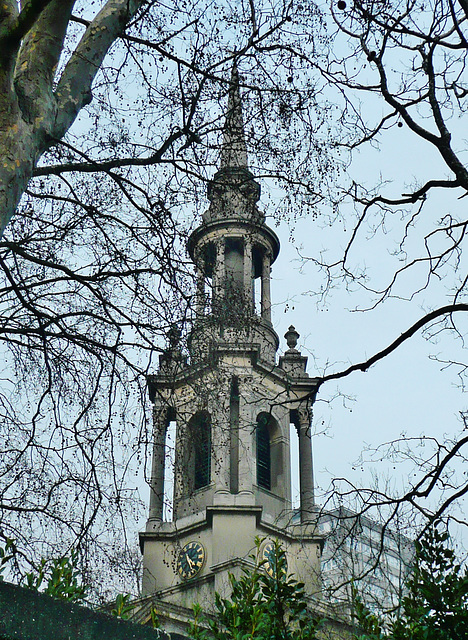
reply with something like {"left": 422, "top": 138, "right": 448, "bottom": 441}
{"left": 139, "top": 64, "right": 323, "bottom": 622}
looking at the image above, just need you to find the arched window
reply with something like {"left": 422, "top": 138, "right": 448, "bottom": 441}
{"left": 256, "top": 414, "right": 271, "bottom": 490}
{"left": 189, "top": 411, "right": 211, "bottom": 490}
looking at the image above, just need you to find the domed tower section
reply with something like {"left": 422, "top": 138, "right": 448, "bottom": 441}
{"left": 188, "top": 64, "right": 280, "bottom": 364}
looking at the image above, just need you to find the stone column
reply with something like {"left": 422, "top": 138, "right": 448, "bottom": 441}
{"left": 212, "top": 239, "right": 225, "bottom": 307}
{"left": 296, "top": 406, "right": 315, "bottom": 523}
{"left": 147, "top": 404, "right": 167, "bottom": 523}
{"left": 261, "top": 251, "right": 272, "bottom": 323}
{"left": 243, "top": 239, "right": 253, "bottom": 312}
{"left": 195, "top": 266, "right": 205, "bottom": 318}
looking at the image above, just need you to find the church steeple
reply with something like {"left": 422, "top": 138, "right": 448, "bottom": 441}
{"left": 140, "top": 67, "right": 322, "bottom": 618}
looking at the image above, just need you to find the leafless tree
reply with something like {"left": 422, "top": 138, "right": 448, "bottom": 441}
{"left": 4, "top": 0, "right": 466, "bottom": 598}
{"left": 301, "top": 0, "right": 468, "bottom": 535}
{"left": 0, "top": 0, "right": 342, "bottom": 595}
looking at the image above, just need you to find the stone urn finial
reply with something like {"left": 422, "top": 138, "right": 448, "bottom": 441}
{"left": 167, "top": 324, "right": 181, "bottom": 351}
{"left": 158, "top": 323, "right": 187, "bottom": 373}
{"left": 285, "top": 325, "right": 300, "bottom": 350}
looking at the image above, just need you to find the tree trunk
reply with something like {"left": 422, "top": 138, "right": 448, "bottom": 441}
{"left": 0, "top": 0, "right": 145, "bottom": 237}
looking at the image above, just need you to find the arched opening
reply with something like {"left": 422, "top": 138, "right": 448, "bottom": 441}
{"left": 252, "top": 244, "right": 264, "bottom": 315}
{"left": 199, "top": 241, "right": 216, "bottom": 314}
{"left": 289, "top": 422, "right": 300, "bottom": 510}
{"left": 188, "top": 411, "right": 212, "bottom": 491}
{"left": 256, "top": 412, "right": 284, "bottom": 497}
{"left": 256, "top": 414, "right": 271, "bottom": 490}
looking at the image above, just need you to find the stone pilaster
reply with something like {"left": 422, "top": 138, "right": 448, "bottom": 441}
{"left": 243, "top": 238, "right": 253, "bottom": 312}
{"left": 195, "top": 266, "right": 205, "bottom": 317}
{"left": 213, "top": 239, "right": 225, "bottom": 306}
{"left": 261, "top": 251, "right": 272, "bottom": 323}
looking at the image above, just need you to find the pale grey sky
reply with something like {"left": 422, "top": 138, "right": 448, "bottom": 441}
{"left": 269, "top": 129, "right": 468, "bottom": 536}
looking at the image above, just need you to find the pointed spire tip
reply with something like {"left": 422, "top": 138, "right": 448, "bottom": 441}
{"left": 219, "top": 61, "right": 249, "bottom": 171}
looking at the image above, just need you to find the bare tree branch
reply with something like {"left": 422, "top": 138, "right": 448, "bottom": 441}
{"left": 319, "top": 304, "right": 468, "bottom": 387}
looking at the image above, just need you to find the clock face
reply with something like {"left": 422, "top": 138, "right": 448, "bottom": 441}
{"left": 261, "top": 540, "right": 288, "bottom": 577}
{"left": 177, "top": 541, "right": 205, "bottom": 580}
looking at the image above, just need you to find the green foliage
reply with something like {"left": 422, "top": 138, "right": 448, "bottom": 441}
{"left": 23, "top": 549, "right": 88, "bottom": 603}
{"left": 352, "top": 586, "right": 385, "bottom": 640}
{"left": 150, "top": 606, "right": 160, "bottom": 629}
{"left": 111, "top": 592, "right": 135, "bottom": 619}
{"left": 0, "top": 539, "right": 15, "bottom": 582}
{"left": 189, "top": 538, "right": 321, "bottom": 640}
{"left": 354, "top": 522, "right": 468, "bottom": 640}
{"left": 0, "top": 539, "right": 88, "bottom": 604}
{"left": 110, "top": 594, "right": 159, "bottom": 627}
{"left": 0, "top": 541, "right": 146, "bottom": 622}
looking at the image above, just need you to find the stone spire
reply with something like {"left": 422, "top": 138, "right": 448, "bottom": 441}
{"left": 204, "top": 62, "right": 262, "bottom": 224}
{"left": 219, "top": 62, "right": 249, "bottom": 171}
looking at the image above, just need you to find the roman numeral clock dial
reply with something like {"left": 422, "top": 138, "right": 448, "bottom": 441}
{"left": 177, "top": 541, "right": 205, "bottom": 580}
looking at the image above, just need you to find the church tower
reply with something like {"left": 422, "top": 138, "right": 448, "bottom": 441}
{"left": 139, "top": 65, "right": 323, "bottom": 624}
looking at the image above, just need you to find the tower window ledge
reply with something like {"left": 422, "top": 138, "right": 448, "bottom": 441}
{"left": 253, "top": 484, "right": 287, "bottom": 502}
{"left": 183, "top": 482, "right": 214, "bottom": 498}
